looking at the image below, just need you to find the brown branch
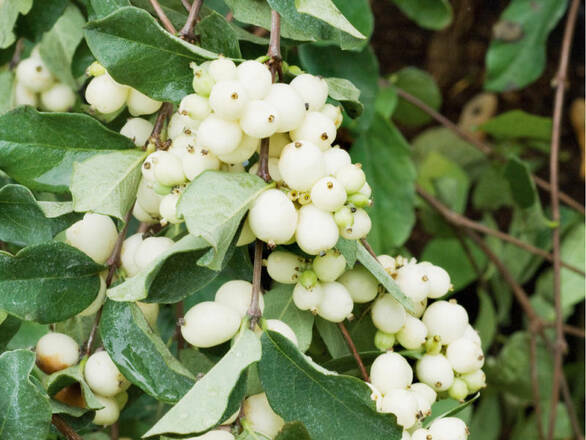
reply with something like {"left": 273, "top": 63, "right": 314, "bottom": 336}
{"left": 394, "top": 88, "right": 585, "bottom": 216}
{"left": 179, "top": 0, "right": 203, "bottom": 42}
{"left": 247, "top": 240, "right": 264, "bottom": 329}
{"left": 547, "top": 1, "right": 580, "bottom": 437}
{"left": 111, "top": 421, "right": 119, "bottom": 440}
{"left": 176, "top": 300, "right": 185, "bottom": 355}
{"left": 266, "top": 10, "right": 282, "bottom": 82}
{"left": 417, "top": 186, "right": 585, "bottom": 276}
{"left": 148, "top": 102, "right": 173, "bottom": 150}
{"left": 9, "top": 38, "right": 24, "bottom": 70}
{"left": 338, "top": 322, "right": 369, "bottom": 382}
{"left": 529, "top": 330, "right": 545, "bottom": 440}
{"left": 149, "top": 0, "right": 177, "bottom": 34}
{"left": 360, "top": 238, "right": 379, "bottom": 261}
{"left": 562, "top": 324, "right": 585, "bottom": 339}
{"left": 181, "top": 0, "right": 192, "bottom": 11}
{"left": 257, "top": 137, "right": 271, "bottom": 183}
{"left": 52, "top": 415, "right": 83, "bottom": 440}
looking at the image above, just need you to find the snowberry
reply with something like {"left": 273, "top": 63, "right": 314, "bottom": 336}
{"left": 366, "top": 382, "right": 384, "bottom": 412}
{"left": 137, "top": 302, "right": 159, "bottom": 329}
{"left": 266, "top": 251, "right": 304, "bottom": 284}
{"left": 448, "top": 377, "right": 469, "bottom": 401}
{"left": 312, "top": 250, "right": 346, "bottom": 282}
{"left": 446, "top": 338, "right": 484, "bottom": 373}
{"left": 133, "top": 201, "right": 159, "bottom": 224}
{"left": 421, "top": 263, "right": 451, "bottom": 298}
{"left": 290, "top": 74, "right": 328, "bottom": 111}
{"left": 16, "top": 57, "right": 54, "bottom": 92}
{"left": 396, "top": 315, "right": 428, "bottom": 350}
{"left": 268, "top": 132, "right": 290, "bottom": 157}
{"left": 209, "top": 57, "right": 237, "bottom": 82}
{"left": 395, "top": 264, "right": 430, "bottom": 303}
{"left": 422, "top": 300, "right": 469, "bottom": 345}
{"left": 192, "top": 64, "right": 215, "bottom": 96}
{"left": 321, "top": 103, "right": 343, "bottom": 128}
{"left": 242, "top": 393, "right": 285, "bottom": 438}
{"left": 223, "top": 162, "right": 246, "bottom": 173}
{"left": 218, "top": 134, "right": 259, "bottom": 164}
{"left": 410, "top": 382, "right": 437, "bottom": 407}
{"left": 126, "top": 88, "right": 162, "bottom": 116}
{"left": 198, "top": 115, "right": 242, "bottom": 155}
{"left": 337, "top": 264, "right": 378, "bottom": 303}
{"left": 323, "top": 146, "right": 351, "bottom": 176}
{"left": 310, "top": 176, "right": 347, "bottom": 212}
{"left": 159, "top": 192, "right": 183, "bottom": 224}
{"left": 462, "top": 324, "right": 481, "bottom": 346}
{"left": 266, "top": 319, "right": 298, "bottom": 347}
{"left": 416, "top": 354, "right": 454, "bottom": 391}
{"left": 409, "top": 298, "right": 428, "bottom": 319}
{"left": 290, "top": 111, "right": 336, "bottom": 151}
{"left": 179, "top": 93, "right": 211, "bottom": 120}
{"left": 279, "top": 141, "right": 326, "bottom": 191}
{"left": 248, "top": 157, "right": 282, "bottom": 182}
{"left": 248, "top": 189, "right": 298, "bottom": 245}
{"left": 182, "top": 146, "right": 221, "bottom": 181}
{"left": 66, "top": 213, "right": 117, "bottom": 264}
{"left": 40, "top": 83, "right": 75, "bottom": 112}
{"left": 136, "top": 178, "right": 163, "bottom": 215}
{"left": 142, "top": 151, "right": 162, "bottom": 182}
{"left": 340, "top": 208, "right": 371, "bottom": 240}
{"left": 120, "top": 117, "right": 153, "bottom": 147}
{"left": 380, "top": 389, "right": 418, "bottom": 428}
{"left": 93, "top": 395, "right": 120, "bottom": 426}
{"left": 85, "top": 351, "right": 130, "bottom": 397}
{"left": 35, "top": 332, "right": 79, "bottom": 374}
{"left": 181, "top": 301, "right": 241, "bottom": 348}
{"left": 295, "top": 204, "right": 339, "bottom": 255}
{"left": 14, "top": 82, "right": 38, "bottom": 107}
{"left": 167, "top": 112, "right": 201, "bottom": 140}
{"left": 316, "top": 281, "right": 353, "bottom": 322}
{"left": 334, "top": 205, "right": 353, "bottom": 229}
{"left": 335, "top": 164, "right": 366, "bottom": 194}
{"left": 401, "top": 431, "right": 412, "bottom": 440}
{"left": 236, "top": 60, "right": 272, "bottom": 100}
{"left": 186, "top": 431, "right": 235, "bottom": 440}
{"left": 374, "top": 330, "right": 395, "bottom": 351}
{"left": 240, "top": 99, "right": 280, "bottom": 139}
{"left": 293, "top": 282, "right": 324, "bottom": 312}
{"left": 168, "top": 134, "right": 197, "bottom": 159}
{"left": 429, "top": 417, "right": 469, "bottom": 440}
{"left": 209, "top": 80, "right": 248, "bottom": 120}
{"left": 85, "top": 74, "right": 128, "bottom": 114}
{"left": 134, "top": 236, "right": 174, "bottom": 271}
{"left": 461, "top": 369, "right": 486, "bottom": 393}
{"left": 236, "top": 217, "right": 256, "bottom": 247}
{"left": 152, "top": 150, "right": 186, "bottom": 186}
{"left": 359, "top": 182, "right": 372, "bottom": 198}
{"left": 411, "top": 429, "right": 431, "bottom": 440}
{"left": 412, "top": 389, "right": 432, "bottom": 418}
{"left": 215, "top": 280, "right": 264, "bottom": 318}
{"left": 264, "top": 83, "right": 306, "bottom": 132}
{"left": 371, "top": 294, "right": 407, "bottom": 334}
{"left": 79, "top": 274, "right": 107, "bottom": 316}
{"left": 370, "top": 352, "right": 413, "bottom": 394}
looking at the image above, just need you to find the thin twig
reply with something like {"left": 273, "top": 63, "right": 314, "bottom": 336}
{"left": 417, "top": 186, "right": 585, "bottom": 276}
{"left": 111, "top": 421, "right": 119, "bottom": 440}
{"left": 9, "top": 38, "right": 24, "bottom": 70}
{"left": 247, "top": 240, "right": 264, "bottom": 329}
{"left": 394, "top": 87, "right": 585, "bottom": 216}
{"left": 338, "top": 322, "right": 369, "bottom": 382}
{"left": 85, "top": 307, "right": 103, "bottom": 357}
{"left": 360, "top": 238, "right": 379, "bottom": 261}
{"left": 266, "top": 10, "right": 282, "bottom": 81}
{"left": 148, "top": 102, "right": 173, "bottom": 150}
{"left": 149, "top": 0, "right": 177, "bottom": 34}
{"left": 176, "top": 301, "right": 185, "bottom": 355}
{"left": 181, "top": 0, "right": 191, "bottom": 11}
{"left": 257, "top": 138, "right": 271, "bottom": 183}
{"left": 52, "top": 415, "right": 83, "bottom": 440}
{"left": 561, "top": 324, "right": 585, "bottom": 339}
{"left": 547, "top": 1, "right": 579, "bottom": 436}
{"left": 529, "top": 329, "right": 545, "bottom": 440}
{"left": 179, "top": 0, "right": 203, "bottom": 41}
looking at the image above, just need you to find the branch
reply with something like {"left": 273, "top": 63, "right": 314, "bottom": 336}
{"left": 176, "top": 301, "right": 185, "bottom": 355}
{"left": 181, "top": 0, "right": 192, "bottom": 11}
{"left": 547, "top": 0, "right": 580, "bottom": 437}
{"left": 417, "top": 186, "right": 585, "bottom": 277}
{"left": 9, "top": 38, "right": 24, "bottom": 70}
{"left": 338, "top": 322, "right": 369, "bottom": 382}
{"left": 359, "top": 238, "right": 379, "bottom": 261}
{"left": 148, "top": 102, "right": 173, "bottom": 150}
{"left": 52, "top": 415, "right": 83, "bottom": 440}
{"left": 529, "top": 330, "right": 545, "bottom": 440}
{"left": 394, "top": 87, "right": 585, "bottom": 216}
{"left": 179, "top": 0, "right": 203, "bottom": 42}
{"left": 149, "top": 0, "right": 177, "bottom": 34}
{"left": 257, "top": 137, "right": 271, "bottom": 183}
{"left": 247, "top": 240, "right": 264, "bottom": 329}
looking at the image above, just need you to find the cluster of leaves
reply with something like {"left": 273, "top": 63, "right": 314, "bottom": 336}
{"left": 0, "top": 0, "right": 583, "bottom": 439}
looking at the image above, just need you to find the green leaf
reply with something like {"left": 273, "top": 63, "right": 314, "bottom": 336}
{"left": 16, "top": 0, "right": 68, "bottom": 43}
{"left": 0, "top": 107, "right": 135, "bottom": 192}
{"left": 324, "top": 77, "right": 363, "bottom": 118}
{"left": 357, "top": 242, "right": 414, "bottom": 313}
{"left": 423, "top": 393, "right": 479, "bottom": 427}
{"left": 322, "top": 350, "right": 381, "bottom": 373}
{"left": 90, "top": 0, "right": 131, "bottom": 18}
{"left": 38, "top": 200, "right": 74, "bottom": 218}
{"left": 101, "top": 300, "right": 195, "bottom": 403}
{"left": 275, "top": 421, "right": 312, "bottom": 440}
{"left": 44, "top": 362, "right": 103, "bottom": 412}
{"left": 259, "top": 330, "right": 403, "bottom": 440}
{"left": 351, "top": 115, "right": 416, "bottom": 250}
{"left": 71, "top": 150, "right": 145, "bottom": 220}
{"left": 0, "top": 0, "right": 33, "bottom": 48}
{"left": 84, "top": 6, "right": 217, "bottom": 103}
{"left": 468, "top": 393, "right": 501, "bottom": 440}
{"left": 472, "top": 164, "right": 513, "bottom": 211}
{"left": 6, "top": 321, "right": 47, "bottom": 350}
{"left": 0, "top": 70, "right": 15, "bottom": 115}
{"left": 475, "top": 289, "right": 497, "bottom": 352}
{"left": 295, "top": 0, "right": 365, "bottom": 39}
{"left": 484, "top": 0, "right": 569, "bottom": 92}
{"left": 0, "top": 314, "right": 21, "bottom": 351}
{"left": 391, "top": 68, "right": 441, "bottom": 127}
{"left": 0, "top": 350, "right": 52, "bottom": 438}
{"left": 503, "top": 156, "right": 537, "bottom": 209}
{"left": 390, "top": 0, "right": 453, "bottom": 30}
{"left": 374, "top": 86, "right": 398, "bottom": 119}
{"left": 178, "top": 171, "right": 268, "bottom": 270}
{"left": 0, "top": 242, "right": 103, "bottom": 323}
{"left": 336, "top": 237, "right": 357, "bottom": 268}
{"left": 198, "top": 9, "right": 241, "bottom": 58}
{"left": 39, "top": 4, "right": 85, "bottom": 88}
{"left": 480, "top": 110, "right": 552, "bottom": 141}
{"left": 145, "top": 328, "right": 262, "bottom": 436}
{"left": 316, "top": 317, "right": 350, "bottom": 358}
{"left": 263, "top": 284, "right": 315, "bottom": 352}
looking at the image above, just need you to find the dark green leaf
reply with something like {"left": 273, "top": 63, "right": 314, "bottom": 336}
{"left": 390, "top": 0, "right": 453, "bottom": 30}
{"left": 101, "top": 300, "right": 195, "bottom": 403}
{"left": 480, "top": 110, "right": 552, "bottom": 140}
{"left": 475, "top": 289, "right": 497, "bottom": 352}
{"left": 6, "top": 321, "right": 48, "bottom": 350}
{"left": 322, "top": 350, "right": 380, "bottom": 372}
{"left": 91, "top": 0, "right": 131, "bottom": 18}
{"left": 0, "top": 350, "right": 52, "bottom": 438}
{"left": 0, "top": 242, "right": 103, "bottom": 323}
{"left": 391, "top": 68, "right": 441, "bottom": 127}
{"left": 0, "top": 107, "right": 135, "bottom": 192}
{"left": 44, "top": 362, "right": 102, "bottom": 412}
{"left": 0, "top": 70, "right": 15, "bottom": 115}
{"left": 468, "top": 393, "right": 501, "bottom": 440}
{"left": 325, "top": 77, "right": 363, "bottom": 118}
{"left": 16, "top": 0, "right": 68, "bottom": 43}
{"left": 484, "top": 0, "right": 569, "bottom": 91}
{"left": 423, "top": 393, "right": 479, "bottom": 427}
{"left": 275, "top": 421, "right": 312, "bottom": 440}
{"left": 259, "top": 330, "right": 403, "bottom": 440}
{"left": 0, "top": 0, "right": 33, "bottom": 49}
{"left": 472, "top": 164, "right": 513, "bottom": 211}
{"left": 374, "top": 86, "right": 398, "bottom": 119}
{"left": 198, "top": 10, "right": 242, "bottom": 58}
{"left": 84, "top": 6, "right": 217, "bottom": 103}
{"left": 145, "top": 328, "right": 262, "bottom": 436}
{"left": 0, "top": 314, "right": 21, "bottom": 351}
{"left": 316, "top": 317, "right": 350, "bottom": 358}
{"left": 503, "top": 156, "right": 537, "bottom": 209}
{"left": 352, "top": 115, "right": 416, "bottom": 250}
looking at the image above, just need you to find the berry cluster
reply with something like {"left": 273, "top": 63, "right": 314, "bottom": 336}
{"left": 13, "top": 48, "right": 76, "bottom": 112}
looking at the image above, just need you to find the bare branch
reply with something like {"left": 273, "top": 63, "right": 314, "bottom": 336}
{"left": 148, "top": 102, "right": 174, "bottom": 150}
{"left": 149, "top": 0, "right": 177, "bottom": 34}
{"left": 179, "top": 0, "right": 203, "bottom": 42}
{"left": 338, "top": 322, "right": 369, "bottom": 382}
{"left": 52, "top": 415, "right": 83, "bottom": 440}
{"left": 529, "top": 330, "right": 545, "bottom": 440}
{"left": 9, "top": 38, "right": 24, "bottom": 70}
{"left": 247, "top": 240, "right": 264, "bottom": 329}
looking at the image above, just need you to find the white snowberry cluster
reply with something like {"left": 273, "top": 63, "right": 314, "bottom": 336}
{"left": 13, "top": 48, "right": 76, "bottom": 112}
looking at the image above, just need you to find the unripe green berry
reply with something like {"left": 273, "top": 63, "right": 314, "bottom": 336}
{"left": 448, "top": 378, "right": 469, "bottom": 401}
{"left": 299, "top": 269, "right": 318, "bottom": 289}
{"left": 312, "top": 250, "right": 346, "bottom": 282}
{"left": 374, "top": 330, "right": 395, "bottom": 351}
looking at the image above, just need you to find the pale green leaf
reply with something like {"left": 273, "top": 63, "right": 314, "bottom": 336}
{"left": 295, "top": 0, "right": 365, "bottom": 39}
{"left": 0, "top": 0, "right": 33, "bottom": 48}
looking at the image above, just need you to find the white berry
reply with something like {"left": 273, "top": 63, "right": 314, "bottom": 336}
{"left": 181, "top": 301, "right": 241, "bottom": 348}
{"left": 79, "top": 274, "right": 107, "bottom": 316}
{"left": 462, "top": 325, "right": 482, "bottom": 346}
{"left": 85, "top": 351, "right": 130, "bottom": 397}
{"left": 395, "top": 264, "right": 430, "bottom": 303}
{"left": 133, "top": 236, "right": 174, "bottom": 271}
{"left": 371, "top": 294, "right": 407, "bottom": 334}
{"left": 218, "top": 134, "right": 259, "bottom": 164}
{"left": 40, "top": 83, "right": 75, "bottom": 112}
{"left": 35, "top": 332, "right": 79, "bottom": 374}
{"left": 209, "top": 80, "right": 248, "bottom": 120}
{"left": 236, "top": 60, "right": 272, "bottom": 100}
{"left": 126, "top": 88, "right": 162, "bottom": 116}
{"left": 266, "top": 251, "right": 304, "bottom": 284}
{"left": 240, "top": 99, "right": 280, "bottom": 139}
{"left": 335, "top": 164, "right": 366, "bottom": 193}
{"left": 312, "top": 250, "right": 346, "bottom": 282}
{"left": 370, "top": 352, "right": 413, "bottom": 394}
{"left": 208, "top": 57, "right": 237, "bottom": 82}
{"left": 416, "top": 354, "right": 454, "bottom": 391}
{"left": 264, "top": 83, "right": 306, "bottom": 132}
{"left": 422, "top": 300, "right": 469, "bottom": 345}
{"left": 65, "top": 213, "right": 117, "bottom": 264}
{"left": 198, "top": 115, "right": 242, "bottom": 155}
{"left": 179, "top": 93, "right": 211, "bottom": 120}
{"left": 85, "top": 74, "right": 128, "bottom": 114}
{"left": 268, "top": 132, "right": 290, "bottom": 157}
{"left": 93, "top": 395, "right": 120, "bottom": 426}
{"left": 159, "top": 192, "right": 183, "bottom": 224}
{"left": 121, "top": 233, "right": 144, "bottom": 277}
{"left": 136, "top": 178, "right": 163, "bottom": 215}
{"left": 461, "top": 369, "right": 486, "bottom": 393}
{"left": 266, "top": 319, "right": 298, "bottom": 347}
{"left": 152, "top": 150, "right": 186, "bottom": 186}
{"left": 279, "top": 140, "right": 326, "bottom": 191}
{"left": 338, "top": 264, "right": 378, "bottom": 303}
{"left": 290, "top": 74, "right": 328, "bottom": 111}
{"left": 316, "top": 281, "right": 353, "bottom": 322}
{"left": 380, "top": 389, "right": 418, "bottom": 428}
{"left": 446, "top": 338, "right": 484, "bottom": 373}
{"left": 429, "top": 417, "right": 469, "bottom": 440}
{"left": 290, "top": 111, "right": 336, "bottom": 151}
{"left": 242, "top": 393, "right": 284, "bottom": 439}
{"left": 295, "top": 204, "right": 339, "bottom": 255}
{"left": 167, "top": 112, "right": 200, "bottom": 139}
{"left": 182, "top": 146, "right": 221, "bottom": 181}
{"left": 14, "top": 82, "right": 38, "bottom": 107}
{"left": 293, "top": 282, "right": 324, "bottom": 312}
{"left": 340, "top": 208, "right": 371, "bottom": 240}
{"left": 323, "top": 146, "right": 351, "bottom": 176}
{"left": 120, "top": 118, "right": 153, "bottom": 147}
{"left": 410, "top": 382, "right": 437, "bottom": 407}
{"left": 215, "top": 280, "right": 264, "bottom": 318}
{"left": 396, "top": 314, "right": 428, "bottom": 350}
{"left": 310, "top": 176, "right": 347, "bottom": 212}
{"left": 16, "top": 57, "right": 54, "bottom": 93}
{"left": 248, "top": 189, "right": 298, "bottom": 245}
{"left": 321, "top": 103, "right": 343, "bottom": 128}
{"left": 133, "top": 200, "right": 159, "bottom": 224}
